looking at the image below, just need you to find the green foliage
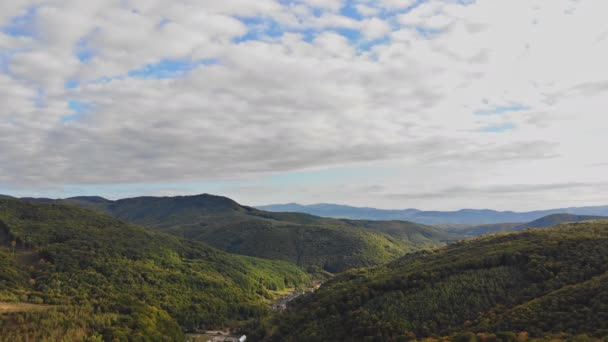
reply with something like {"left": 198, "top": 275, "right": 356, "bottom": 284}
{"left": 0, "top": 198, "right": 311, "bottom": 340}
{"left": 256, "top": 221, "right": 608, "bottom": 341}
{"left": 171, "top": 219, "right": 410, "bottom": 273}
{"left": 0, "top": 303, "right": 182, "bottom": 342}
{"left": 61, "top": 194, "right": 452, "bottom": 272}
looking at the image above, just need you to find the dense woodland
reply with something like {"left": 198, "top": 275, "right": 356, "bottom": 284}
{"left": 33, "top": 194, "right": 453, "bottom": 273}
{"left": 0, "top": 198, "right": 310, "bottom": 340}
{"left": 252, "top": 221, "right": 608, "bottom": 341}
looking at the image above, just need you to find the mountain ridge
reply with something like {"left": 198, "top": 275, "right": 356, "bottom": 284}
{"left": 8, "top": 194, "right": 455, "bottom": 273}
{"left": 257, "top": 202, "right": 608, "bottom": 224}
{"left": 444, "top": 213, "right": 608, "bottom": 236}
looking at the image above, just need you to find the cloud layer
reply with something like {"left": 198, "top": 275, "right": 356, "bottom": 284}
{"left": 1, "top": 0, "right": 608, "bottom": 209}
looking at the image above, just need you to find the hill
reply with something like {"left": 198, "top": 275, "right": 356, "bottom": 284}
{"left": 252, "top": 221, "right": 608, "bottom": 341}
{"left": 257, "top": 203, "right": 420, "bottom": 221}
{"left": 0, "top": 198, "right": 311, "bottom": 340}
{"left": 257, "top": 202, "right": 608, "bottom": 224}
{"left": 44, "top": 194, "right": 454, "bottom": 273}
{"left": 517, "top": 213, "right": 606, "bottom": 229}
{"left": 446, "top": 213, "right": 606, "bottom": 236}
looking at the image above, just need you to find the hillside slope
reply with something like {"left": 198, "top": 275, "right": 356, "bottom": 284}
{"left": 55, "top": 194, "right": 454, "bottom": 273}
{"left": 0, "top": 198, "right": 311, "bottom": 340}
{"left": 254, "top": 221, "right": 608, "bottom": 341}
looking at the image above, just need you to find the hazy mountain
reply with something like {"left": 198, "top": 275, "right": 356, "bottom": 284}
{"left": 445, "top": 213, "right": 607, "bottom": 236}
{"left": 258, "top": 203, "right": 421, "bottom": 221}
{"left": 258, "top": 202, "right": 608, "bottom": 224}
{"left": 517, "top": 213, "right": 606, "bottom": 229}
{"left": 254, "top": 220, "right": 608, "bottom": 341}
{"left": 16, "top": 194, "right": 454, "bottom": 273}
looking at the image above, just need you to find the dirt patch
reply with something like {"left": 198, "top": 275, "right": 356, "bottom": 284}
{"left": 0, "top": 302, "right": 50, "bottom": 314}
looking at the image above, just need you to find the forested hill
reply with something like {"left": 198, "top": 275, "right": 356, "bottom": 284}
{"left": 31, "top": 194, "right": 455, "bottom": 273}
{"left": 0, "top": 198, "right": 311, "bottom": 340}
{"left": 253, "top": 220, "right": 608, "bottom": 341}
{"left": 517, "top": 213, "right": 606, "bottom": 229}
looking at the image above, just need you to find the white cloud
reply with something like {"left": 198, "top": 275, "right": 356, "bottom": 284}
{"left": 298, "top": 0, "right": 344, "bottom": 11}
{"left": 355, "top": 4, "right": 378, "bottom": 17}
{"left": 374, "top": 0, "right": 418, "bottom": 10}
{"left": 360, "top": 17, "right": 391, "bottom": 39}
{"left": 1, "top": 0, "right": 608, "bottom": 210}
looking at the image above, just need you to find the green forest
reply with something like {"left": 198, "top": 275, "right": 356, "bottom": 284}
{"left": 0, "top": 198, "right": 310, "bottom": 340}
{"left": 252, "top": 221, "right": 608, "bottom": 341}
{"left": 37, "top": 194, "right": 453, "bottom": 273}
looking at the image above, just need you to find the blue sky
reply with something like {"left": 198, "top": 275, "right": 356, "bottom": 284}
{"left": 1, "top": 6, "right": 37, "bottom": 38}
{"left": 62, "top": 100, "right": 93, "bottom": 123}
{"left": 475, "top": 105, "right": 529, "bottom": 116}
{"left": 480, "top": 123, "right": 515, "bottom": 133}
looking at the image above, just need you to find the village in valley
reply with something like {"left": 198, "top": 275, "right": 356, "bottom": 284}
{"left": 187, "top": 282, "right": 322, "bottom": 342}
{"left": 272, "top": 281, "right": 323, "bottom": 311}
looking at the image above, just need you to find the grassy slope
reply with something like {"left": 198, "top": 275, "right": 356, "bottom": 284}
{"left": 61, "top": 194, "right": 454, "bottom": 273}
{"left": 255, "top": 221, "right": 608, "bottom": 341}
{"left": 0, "top": 198, "right": 310, "bottom": 340}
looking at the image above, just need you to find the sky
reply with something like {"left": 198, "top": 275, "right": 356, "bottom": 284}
{"left": 1, "top": 0, "right": 608, "bottom": 211}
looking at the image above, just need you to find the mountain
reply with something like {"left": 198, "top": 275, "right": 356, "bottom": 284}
{"left": 446, "top": 213, "right": 607, "bottom": 236}
{"left": 257, "top": 202, "right": 608, "bottom": 224}
{"left": 517, "top": 213, "right": 606, "bottom": 229}
{"left": 37, "top": 194, "right": 454, "bottom": 273}
{"left": 0, "top": 198, "right": 311, "bottom": 340}
{"left": 252, "top": 221, "right": 608, "bottom": 341}
{"left": 257, "top": 203, "right": 421, "bottom": 221}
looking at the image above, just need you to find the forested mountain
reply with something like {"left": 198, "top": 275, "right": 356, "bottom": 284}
{"left": 29, "top": 194, "right": 454, "bottom": 273}
{"left": 445, "top": 213, "right": 606, "bottom": 236}
{"left": 258, "top": 202, "right": 608, "bottom": 224}
{"left": 252, "top": 221, "right": 608, "bottom": 341}
{"left": 0, "top": 198, "right": 311, "bottom": 340}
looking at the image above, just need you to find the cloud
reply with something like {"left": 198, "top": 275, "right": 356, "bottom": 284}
{"left": 1, "top": 0, "right": 608, "bottom": 210}
{"left": 355, "top": 4, "right": 378, "bottom": 17}
{"left": 479, "top": 123, "right": 515, "bottom": 133}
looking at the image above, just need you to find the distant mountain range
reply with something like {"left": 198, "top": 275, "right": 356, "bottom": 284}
{"left": 257, "top": 203, "right": 608, "bottom": 225}
{"left": 444, "top": 213, "right": 607, "bottom": 236}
